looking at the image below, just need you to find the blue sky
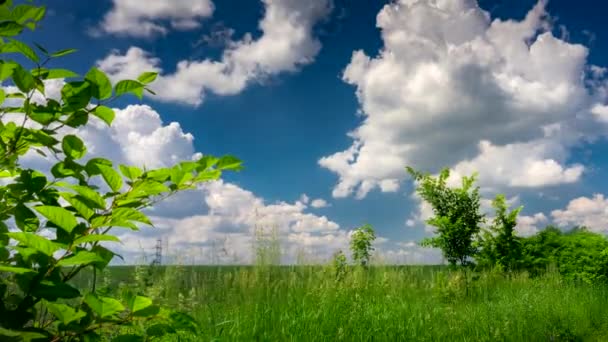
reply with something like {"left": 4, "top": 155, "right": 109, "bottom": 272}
{"left": 17, "top": 0, "right": 608, "bottom": 263}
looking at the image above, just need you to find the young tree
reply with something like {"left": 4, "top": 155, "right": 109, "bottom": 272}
{"left": 477, "top": 194, "right": 523, "bottom": 271}
{"left": 0, "top": 2, "right": 242, "bottom": 340}
{"left": 349, "top": 224, "right": 376, "bottom": 266}
{"left": 407, "top": 167, "right": 484, "bottom": 266}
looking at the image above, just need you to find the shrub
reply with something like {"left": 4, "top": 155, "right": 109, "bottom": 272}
{"left": 0, "top": 2, "right": 241, "bottom": 340}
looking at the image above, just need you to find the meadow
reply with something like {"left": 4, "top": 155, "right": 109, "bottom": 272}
{"left": 70, "top": 264, "right": 608, "bottom": 341}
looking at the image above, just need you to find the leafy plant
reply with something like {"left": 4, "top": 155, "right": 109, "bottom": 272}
{"left": 476, "top": 194, "right": 523, "bottom": 271}
{"left": 407, "top": 167, "right": 484, "bottom": 266}
{"left": 0, "top": 2, "right": 242, "bottom": 340}
{"left": 349, "top": 224, "right": 376, "bottom": 267}
{"left": 331, "top": 249, "right": 347, "bottom": 280}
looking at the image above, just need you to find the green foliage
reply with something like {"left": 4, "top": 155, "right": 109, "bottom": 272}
{"left": 331, "top": 249, "right": 348, "bottom": 280}
{"left": 0, "top": 2, "right": 242, "bottom": 340}
{"left": 520, "top": 227, "right": 608, "bottom": 283}
{"left": 349, "top": 224, "right": 376, "bottom": 266}
{"left": 476, "top": 194, "right": 523, "bottom": 271}
{"left": 407, "top": 167, "right": 484, "bottom": 266}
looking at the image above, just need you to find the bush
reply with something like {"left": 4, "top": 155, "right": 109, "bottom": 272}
{"left": 0, "top": 2, "right": 241, "bottom": 340}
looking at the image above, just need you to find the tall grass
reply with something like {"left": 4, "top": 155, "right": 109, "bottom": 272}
{"left": 72, "top": 264, "right": 608, "bottom": 341}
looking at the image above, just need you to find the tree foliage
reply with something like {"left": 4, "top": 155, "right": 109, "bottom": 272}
{"left": 0, "top": 2, "right": 242, "bottom": 340}
{"left": 349, "top": 224, "right": 376, "bottom": 266}
{"left": 407, "top": 167, "right": 484, "bottom": 266}
{"left": 476, "top": 194, "right": 523, "bottom": 271}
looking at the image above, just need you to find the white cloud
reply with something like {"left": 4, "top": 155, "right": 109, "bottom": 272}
{"left": 516, "top": 212, "right": 548, "bottom": 236}
{"left": 113, "top": 180, "right": 347, "bottom": 264}
{"left": 320, "top": 0, "right": 608, "bottom": 198}
{"left": 98, "top": 0, "right": 333, "bottom": 106}
{"left": 310, "top": 198, "right": 329, "bottom": 208}
{"left": 99, "top": 0, "right": 214, "bottom": 37}
{"left": 551, "top": 194, "right": 608, "bottom": 233}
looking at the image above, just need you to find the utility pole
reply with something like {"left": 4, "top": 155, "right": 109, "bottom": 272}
{"left": 152, "top": 238, "right": 162, "bottom": 266}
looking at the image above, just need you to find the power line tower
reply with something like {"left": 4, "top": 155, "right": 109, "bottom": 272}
{"left": 152, "top": 238, "right": 162, "bottom": 266}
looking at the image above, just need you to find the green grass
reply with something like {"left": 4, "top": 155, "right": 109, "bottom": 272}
{"left": 71, "top": 265, "right": 608, "bottom": 341}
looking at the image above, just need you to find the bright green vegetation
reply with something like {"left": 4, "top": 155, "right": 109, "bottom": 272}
{"left": 69, "top": 265, "right": 608, "bottom": 341}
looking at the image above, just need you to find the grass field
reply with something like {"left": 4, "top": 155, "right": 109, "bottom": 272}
{"left": 70, "top": 265, "right": 608, "bottom": 341}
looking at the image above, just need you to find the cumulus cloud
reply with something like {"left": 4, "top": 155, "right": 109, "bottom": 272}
{"left": 98, "top": 0, "right": 214, "bottom": 37}
{"left": 310, "top": 198, "right": 329, "bottom": 208}
{"left": 113, "top": 180, "right": 347, "bottom": 264}
{"left": 320, "top": 0, "right": 608, "bottom": 199}
{"left": 516, "top": 212, "right": 548, "bottom": 236}
{"left": 551, "top": 194, "right": 608, "bottom": 233}
{"left": 98, "top": 0, "right": 333, "bottom": 106}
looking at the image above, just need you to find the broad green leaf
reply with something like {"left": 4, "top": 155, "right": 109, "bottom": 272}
{"left": 127, "top": 295, "right": 153, "bottom": 313}
{"left": 127, "top": 180, "right": 169, "bottom": 198}
{"left": 6, "top": 232, "right": 61, "bottom": 256}
{"left": 61, "top": 81, "right": 91, "bottom": 109}
{"left": 114, "top": 80, "right": 144, "bottom": 99}
{"left": 63, "top": 184, "right": 106, "bottom": 209}
{"left": 85, "top": 157, "right": 112, "bottom": 175}
{"left": 93, "top": 105, "right": 114, "bottom": 125}
{"left": 50, "top": 48, "right": 76, "bottom": 58}
{"left": 44, "top": 301, "right": 86, "bottom": 325}
{"left": 85, "top": 67, "right": 112, "bottom": 100}
{"left": 62, "top": 134, "right": 86, "bottom": 159}
{"left": 112, "top": 207, "right": 152, "bottom": 226}
{"left": 132, "top": 304, "right": 159, "bottom": 318}
{"left": 97, "top": 164, "right": 123, "bottom": 192}
{"left": 112, "top": 335, "right": 144, "bottom": 342}
{"left": 32, "top": 280, "right": 80, "bottom": 300}
{"left": 195, "top": 169, "right": 221, "bottom": 182}
{"left": 60, "top": 193, "right": 95, "bottom": 220}
{"left": 216, "top": 155, "right": 243, "bottom": 171}
{"left": 12, "top": 64, "right": 34, "bottom": 92}
{"left": 0, "top": 88, "right": 5, "bottom": 105}
{"left": 0, "top": 38, "right": 39, "bottom": 62}
{"left": 137, "top": 71, "right": 157, "bottom": 84}
{"left": 57, "top": 250, "right": 104, "bottom": 266}
{"left": 146, "top": 324, "right": 175, "bottom": 337}
{"left": 0, "top": 327, "right": 46, "bottom": 341}
{"left": 45, "top": 68, "right": 78, "bottom": 79}
{"left": 197, "top": 155, "right": 218, "bottom": 171}
{"left": 73, "top": 234, "right": 120, "bottom": 246}
{"left": 91, "top": 245, "right": 116, "bottom": 269}
{"left": 14, "top": 203, "right": 39, "bottom": 232}
{"left": 0, "top": 21, "right": 23, "bottom": 36}
{"left": 0, "top": 60, "right": 16, "bottom": 80}
{"left": 64, "top": 110, "right": 89, "bottom": 128}
{"left": 34, "top": 205, "right": 78, "bottom": 233}
{"left": 119, "top": 164, "right": 142, "bottom": 180}
{"left": 0, "top": 264, "right": 35, "bottom": 274}
{"left": 11, "top": 4, "right": 45, "bottom": 24}
{"left": 84, "top": 293, "right": 125, "bottom": 318}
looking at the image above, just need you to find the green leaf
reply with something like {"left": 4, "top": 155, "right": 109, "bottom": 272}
{"left": 12, "top": 64, "right": 34, "bottom": 92}
{"left": 137, "top": 71, "right": 157, "bottom": 84}
{"left": 14, "top": 204, "right": 39, "bottom": 232}
{"left": 6, "top": 232, "right": 61, "bottom": 256}
{"left": 0, "top": 21, "right": 23, "bottom": 36}
{"left": 132, "top": 304, "right": 159, "bottom": 317}
{"left": 45, "top": 68, "right": 78, "bottom": 79}
{"left": 127, "top": 295, "right": 153, "bottom": 313}
{"left": 57, "top": 250, "right": 104, "bottom": 267}
{"left": 195, "top": 169, "right": 221, "bottom": 182}
{"left": 60, "top": 193, "right": 95, "bottom": 220}
{"left": 0, "top": 39, "right": 39, "bottom": 62}
{"left": 61, "top": 81, "right": 92, "bottom": 109}
{"left": 112, "top": 208, "right": 152, "bottom": 226}
{"left": 216, "top": 155, "right": 243, "bottom": 171}
{"left": 11, "top": 4, "right": 45, "bottom": 24}
{"left": 34, "top": 205, "right": 78, "bottom": 233}
{"left": 32, "top": 280, "right": 80, "bottom": 300}
{"left": 63, "top": 184, "right": 106, "bottom": 209}
{"left": 127, "top": 180, "right": 169, "bottom": 198}
{"left": 112, "top": 335, "right": 144, "bottom": 342}
{"left": 146, "top": 324, "right": 175, "bottom": 337}
{"left": 44, "top": 301, "right": 86, "bottom": 325}
{"left": 97, "top": 164, "right": 123, "bottom": 192}
{"left": 197, "top": 155, "right": 218, "bottom": 171}
{"left": 50, "top": 48, "right": 76, "bottom": 58}
{"left": 62, "top": 134, "right": 87, "bottom": 159}
{"left": 92, "top": 105, "right": 114, "bottom": 126}
{"left": 0, "top": 88, "right": 5, "bottom": 105}
{"left": 85, "top": 157, "right": 112, "bottom": 176}
{"left": 73, "top": 234, "right": 120, "bottom": 246}
{"left": 84, "top": 293, "right": 125, "bottom": 318}
{"left": 85, "top": 67, "right": 112, "bottom": 100}
{"left": 114, "top": 80, "right": 144, "bottom": 99}
{"left": 119, "top": 165, "right": 142, "bottom": 180}
{"left": 0, "top": 265, "right": 35, "bottom": 274}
